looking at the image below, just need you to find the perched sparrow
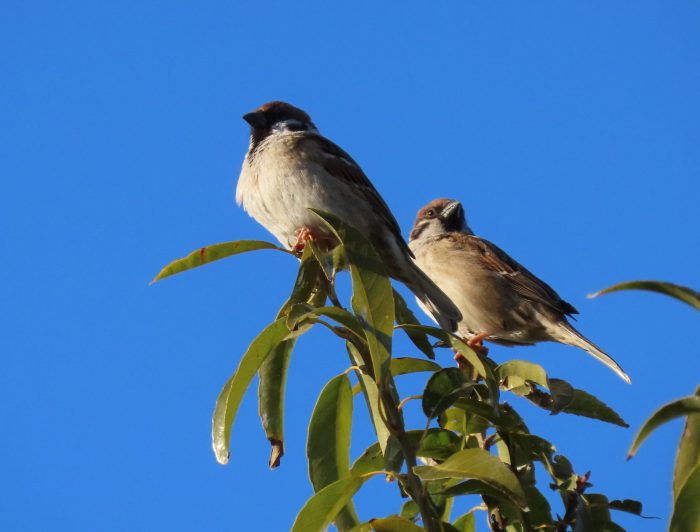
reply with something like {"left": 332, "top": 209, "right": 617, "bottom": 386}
{"left": 409, "top": 198, "right": 630, "bottom": 383}
{"left": 236, "top": 101, "right": 461, "bottom": 330}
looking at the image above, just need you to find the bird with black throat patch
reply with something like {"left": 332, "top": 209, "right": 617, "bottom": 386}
{"left": 235, "top": 101, "right": 461, "bottom": 331}
{"left": 408, "top": 198, "right": 630, "bottom": 383}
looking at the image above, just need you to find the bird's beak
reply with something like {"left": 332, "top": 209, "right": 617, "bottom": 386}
{"left": 441, "top": 200, "right": 463, "bottom": 221}
{"left": 243, "top": 111, "right": 267, "bottom": 128}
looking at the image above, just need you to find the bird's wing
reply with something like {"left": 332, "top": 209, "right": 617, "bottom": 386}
{"left": 311, "top": 135, "right": 413, "bottom": 257}
{"left": 458, "top": 233, "right": 579, "bottom": 316}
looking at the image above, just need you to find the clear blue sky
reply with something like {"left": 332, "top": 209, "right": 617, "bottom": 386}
{"left": 2, "top": 2, "right": 699, "bottom": 530}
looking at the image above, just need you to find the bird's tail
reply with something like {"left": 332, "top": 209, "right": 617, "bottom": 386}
{"left": 400, "top": 260, "right": 462, "bottom": 332}
{"left": 558, "top": 323, "right": 631, "bottom": 384}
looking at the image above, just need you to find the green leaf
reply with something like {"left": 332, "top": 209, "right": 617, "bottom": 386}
{"left": 400, "top": 500, "right": 420, "bottom": 521}
{"left": 670, "top": 463, "right": 700, "bottom": 532}
{"left": 608, "top": 499, "right": 643, "bottom": 516}
{"left": 523, "top": 485, "right": 553, "bottom": 528}
{"left": 368, "top": 516, "right": 426, "bottom": 531}
{"left": 589, "top": 280, "right": 700, "bottom": 311}
{"left": 562, "top": 388, "right": 628, "bottom": 427}
{"left": 444, "top": 478, "right": 508, "bottom": 500}
{"left": 312, "top": 210, "right": 395, "bottom": 383}
{"left": 414, "top": 448, "right": 527, "bottom": 509}
{"left": 417, "top": 429, "right": 462, "bottom": 461}
{"left": 350, "top": 442, "right": 384, "bottom": 477}
{"left": 398, "top": 325, "right": 490, "bottom": 382}
{"left": 422, "top": 368, "right": 472, "bottom": 419}
{"left": 258, "top": 339, "right": 296, "bottom": 468}
{"left": 346, "top": 342, "right": 391, "bottom": 454}
{"left": 291, "top": 473, "right": 380, "bottom": 532}
{"left": 628, "top": 396, "right": 700, "bottom": 459}
{"left": 212, "top": 318, "right": 292, "bottom": 464}
{"left": 151, "top": 240, "right": 288, "bottom": 283}
{"left": 391, "top": 357, "right": 441, "bottom": 377}
{"left": 288, "top": 304, "right": 366, "bottom": 341}
{"left": 495, "top": 360, "right": 549, "bottom": 391}
{"left": 452, "top": 512, "right": 476, "bottom": 532}
{"left": 674, "top": 386, "right": 700, "bottom": 498}
{"left": 393, "top": 289, "right": 435, "bottom": 359}
{"left": 307, "top": 373, "right": 359, "bottom": 531}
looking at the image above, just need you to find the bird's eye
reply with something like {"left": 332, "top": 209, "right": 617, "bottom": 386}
{"left": 425, "top": 209, "right": 436, "bottom": 218}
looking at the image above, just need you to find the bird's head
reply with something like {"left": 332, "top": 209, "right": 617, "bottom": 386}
{"left": 409, "top": 198, "right": 472, "bottom": 242}
{"left": 243, "top": 101, "right": 317, "bottom": 136}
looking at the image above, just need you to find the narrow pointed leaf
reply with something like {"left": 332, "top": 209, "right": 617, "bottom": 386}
{"left": 391, "top": 357, "right": 441, "bottom": 376}
{"left": 258, "top": 339, "right": 296, "bottom": 468}
{"left": 369, "top": 517, "right": 426, "bottom": 531}
{"left": 288, "top": 305, "right": 366, "bottom": 340}
{"left": 347, "top": 342, "right": 391, "bottom": 454}
{"left": 291, "top": 473, "right": 380, "bottom": 532}
{"left": 350, "top": 442, "right": 384, "bottom": 476}
{"left": 628, "top": 396, "right": 700, "bottom": 459}
{"left": 414, "top": 448, "right": 527, "bottom": 508}
{"left": 393, "top": 289, "right": 435, "bottom": 359}
{"left": 307, "top": 373, "right": 359, "bottom": 531}
{"left": 674, "top": 386, "right": 700, "bottom": 498}
{"left": 561, "top": 388, "right": 628, "bottom": 427}
{"left": 311, "top": 210, "right": 395, "bottom": 383}
{"left": 589, "top": 280, "right": 700, "bottom": 311}
{"left": 670, "top": 463, "right": 700, "bottom": 532}
{"left": 212, "top": 318, "right": 291, "bottom": 464}
{"left": 152, "top": 240, "right": 288, "bottom": 283}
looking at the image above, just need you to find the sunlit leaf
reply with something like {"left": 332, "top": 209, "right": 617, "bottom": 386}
{"left": 307, "top": 373, "right": 359, "bottom": 531}
{"left": 423, "top": 368, "right": 472, "bottom": 419}
{"left": 350, "top": 442, "right": 384, "bottom": 477}
{"left": 288, "top": 304, "right": 366, "bottom": 341}
{"left": 452, "top": 512, "right": 476, "bottom": 532}
{"left": 212, "top": 318, "right": 291, "bottom": 464}
{"left": 628, "top": 396, "right": 700, "bottom": 459}
{"left": 674, "top": 386, "right": 700, "bottom": 498}
{"left": 368, "top": 516, "right": 426, "bottom": 531}
{"left": 495, "top": 360, "right": 548, "bottom": 391}
{"left": 589, "top": 280, "right": 700, "bottom": 311}
{"left": 670, "top": 463, "right": 700, "bottom": 532}
{"left": 291, "top": 473, "right": 380, "bottom": 532}
{"left": 391, "top": 357, "right": 441, "bottom": 377}
{"left": 414, "top": 448, "right": 527, "bottom": 509}
{"left": 393, "top": 289, "right": 435, "bottom": 359}
{"left": 151, "top": 240, "right": 288, "bottom": 283}
{"left": 312, "top": 210, "right": 395, "bottom": 383}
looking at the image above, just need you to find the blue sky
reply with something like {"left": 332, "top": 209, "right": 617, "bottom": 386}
{"left": 2, "top": 2, "right": 699, "bottom": 530}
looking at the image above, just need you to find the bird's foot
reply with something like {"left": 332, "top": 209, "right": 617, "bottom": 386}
{"left": 292, "top": 226, "right": 314, "bottom": 254}
{"left": 467, "top": 332, "right": 490, "bottom": 357}
{"left": 453, "top": 352, "right": 470, "bottom": 370}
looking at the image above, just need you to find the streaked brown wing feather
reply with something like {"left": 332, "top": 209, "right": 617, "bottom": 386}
{"left": 314, "top": 135, "right": 413, "bottom": 257}
{"left": 462, "top": 234, "right": 578, "bottom": 316}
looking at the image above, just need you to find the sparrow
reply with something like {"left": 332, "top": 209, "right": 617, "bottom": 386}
{"left": 236, "top": 101, "right": 461, "bottom": 331}
{"left": 408, "top": 198, "right": 630, "bottom": 383}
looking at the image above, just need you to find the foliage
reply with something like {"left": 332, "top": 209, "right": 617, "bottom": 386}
{"left": 592, "top": 280, "right": 700, "bottom": 531}
{"left": 154, "top": 217, "right": 644, "bottom": 531}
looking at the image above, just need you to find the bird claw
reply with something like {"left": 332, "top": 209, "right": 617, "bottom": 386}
{"left": 467, "top": 332, "right": 490, "bottom": 357}
{"left": 292, "top": 226, "right": 314, "bottom": 253}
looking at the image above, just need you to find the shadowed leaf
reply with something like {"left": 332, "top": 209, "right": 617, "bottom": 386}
{"left": 608, "top": 499, "right": 643, "bottom": 516}
{"left": 368, "top": 516, "right": 426, "bottom": 531}
{"left": 588, "top": 280, "right": 700, "bottom": 311}
{"left": 393, "top": 289, "right": 435, "bottom": 359}
{"left": 452, "top": 512, "right": 476, "bottom": 532}
{"left": 628, "top": 396, "right": 700, "bottom": 459}
{"left": 151, "top": 240, "right": 288, "bottom": 283}
{"left": 423, "top": 368, "right": 472, "bottom": 419}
